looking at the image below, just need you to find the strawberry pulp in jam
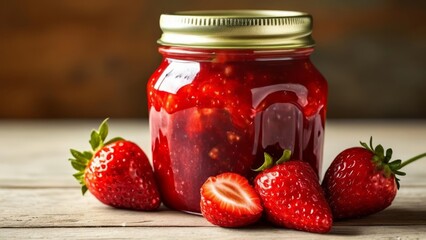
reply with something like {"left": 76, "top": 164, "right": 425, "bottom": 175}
{"left": 148, "top": 47, "right": 327, "bottom": 213}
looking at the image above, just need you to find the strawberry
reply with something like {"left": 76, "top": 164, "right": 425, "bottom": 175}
{"left": 200, "top": 172, "right": 263, "bottom": 227}
{"left": 69, "top": 118, "right": 161, "bottom": 211}
{"left": 322, "top": 137, "right": 426, "bottom": 220}
{"left": 254, "top": 150, "right": 332, "bottom": 233}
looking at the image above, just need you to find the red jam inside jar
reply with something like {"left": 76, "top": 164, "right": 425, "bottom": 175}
{"left": 148, "top": 10, "right": 328, "bottom": 213}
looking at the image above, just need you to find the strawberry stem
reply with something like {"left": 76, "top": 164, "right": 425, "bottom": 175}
{"left": 253, "top": 153, "right": 274, "bottom": 172}
{"left": 69, "top": 118, "right": 124, "bottom": 195}
{"left": 398, "top": 152, "right": 426, "bottom": 170}
{"left": 253, "top": 150, "right": 292, "bottom": 172}
{"left": 276, "top": 149, "right": 292, "bottom": 165}
{"left": 360, "top": 137, "right": 426, "bottom": 189}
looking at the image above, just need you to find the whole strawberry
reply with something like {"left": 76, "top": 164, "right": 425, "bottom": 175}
{"left": 322, "top": 137, "right": 426, "bottom": 219}
{"left": 69, "top": 118, "right": 161, "bottom": 210}
{"left": 254, "top": 150, "right": 333, "bottom": 233}
{"left": 200, "top": 172, "right": 263, "bottom": 228}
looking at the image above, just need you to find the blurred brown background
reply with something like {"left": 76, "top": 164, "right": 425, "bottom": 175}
{"left": 0, "top": 0, "right": 425, "bottom": 119}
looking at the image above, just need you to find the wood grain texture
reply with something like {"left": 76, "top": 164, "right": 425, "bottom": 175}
{"left": 1, "top": 186, "right": 425, "bottom": 228}
{"left": 0, "top": 120, "right": 151, "bottom": 187}
{"left": 2, "top": 226, "right": 426, "bottom": 240}
{"left": 1, "top": 120, "right": 425, "bottom": 187}
{"left": 1, "top": 120, "right": 426, "bottom": 239}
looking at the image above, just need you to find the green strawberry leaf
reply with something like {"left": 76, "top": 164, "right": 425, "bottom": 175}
{"left": 81, "top": 185, "right": 88, "bottom": 195}
{"left": 396, "top": 178, "right": 401, "bottom": 189}
{"left": 89, "top": 130, "right": 102, "bottom": 151}
{"left": 375, "top": 145, "right": 385, "bottom": 159}
{"left": 70, "top": 149, "right": 83, "bottom": 159}
{"left": 253, "top": 150, "right": 293, "bottom": 172}
{"left": 360, "top": 137, "right": 426, "bottom": 190}
{"left": 253, "top": 152, "right": 274, "bottom": 172}
{"left": 276, "top": 149, "right": 292, "bottom": 165}
{"left": 73, "top": 172, "right": 85, "bottom": 185}
{"left": 360, "top": 141, "right": 372, "bottom": 152}
{"left": 361, "top": 136, "right": 375, "bottom": 153}
{"left": 82, "top": 151, "right": 93, "bottom": 160}
{"left": 384, "top": 148, "right": 393, "bottom": 163}
{"left": 72, "top": 157, "right": 88, "bottom": 167}
{"left": 69, "top": 118, "right": 127, "bottom": 196}
{"left": 393, "top": 170, "right": 406, "bottom": 176}
{"left": 70, "top": 149, "right": 91, "bottom": 164}
{"left": 73, "top": 172, "right": 84, "bottom": 180}
{"left": 388, "top": 159, "right": 402, "bottom": 169}
{"left": 98, "top": 118, "right": 109, "bottom": 142}
{"left": 70, "top": 160, "right": 86, "bottom": 171}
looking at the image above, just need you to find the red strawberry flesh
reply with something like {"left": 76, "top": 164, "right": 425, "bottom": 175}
{"left": 200, "top": 173, "right": 263, "bottom": 227}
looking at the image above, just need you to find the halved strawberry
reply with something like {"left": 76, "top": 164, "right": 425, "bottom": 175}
{"left": 200, "top": 172, "right": 263, "bottom": 227}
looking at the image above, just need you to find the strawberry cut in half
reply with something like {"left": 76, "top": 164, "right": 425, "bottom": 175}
{"left": 200, "top": 172, "right": 263, "bottom": 227}
{"left": 69, "top": 118, "right": 161, "bottom": 211}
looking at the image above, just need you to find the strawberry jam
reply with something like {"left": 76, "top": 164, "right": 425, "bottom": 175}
{"left": 148, "top": 10, "right": 328, "bottom": 213}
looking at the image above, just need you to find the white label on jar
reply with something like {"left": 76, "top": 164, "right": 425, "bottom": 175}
{"left": 154, "top": 61, "right": 200, "bottom": 94}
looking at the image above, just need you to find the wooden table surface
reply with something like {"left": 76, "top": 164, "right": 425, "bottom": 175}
{"left": 1, "top": 119, "right": 426, "bottom": 239}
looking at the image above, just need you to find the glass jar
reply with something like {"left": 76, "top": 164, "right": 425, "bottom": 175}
{"left": 147, "top": 10, "right": 328, "bottom": 213}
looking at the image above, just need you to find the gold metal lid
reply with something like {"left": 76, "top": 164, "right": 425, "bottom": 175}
{"left": 158, "top": 10, "right": 314, "bottom": 49}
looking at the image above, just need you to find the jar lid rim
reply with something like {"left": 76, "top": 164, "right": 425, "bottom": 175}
{"left": 158, "top": 10, "right": 315, "bottom": 49}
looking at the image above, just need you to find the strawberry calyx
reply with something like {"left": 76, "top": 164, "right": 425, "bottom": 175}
{"left": 360, "top": 137, "right": 426, "bottom": 189}
{"left": 253, "top": 150, "right": 292, "bottom": 172}
{"left": 68, "top": 118, "right": 123, "bottom": 195}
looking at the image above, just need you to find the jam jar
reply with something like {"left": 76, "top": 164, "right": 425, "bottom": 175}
{"left": 147, "top": 10, "right": 328, "bottom": 213}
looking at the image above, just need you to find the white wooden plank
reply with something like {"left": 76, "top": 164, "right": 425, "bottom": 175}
{"left": 322, "top": 120, "right": 426, "bottom": 182}
{"left": 0, "top": 188, "right": 210, "bottom": 228}
{"left": 1, "top": 120, "right": 426, "bottom": 187}
{"left": 0, "top": 120, "right": 152, "bottom": 188}
{"left": 1, "top": 187, "right": 425, "bottom": 228}
{"left": 1, "top": 226, "right": 426, "bottom": 240}
{"left": 0, "top": 120, "right": 425, "bottom": 239}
